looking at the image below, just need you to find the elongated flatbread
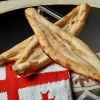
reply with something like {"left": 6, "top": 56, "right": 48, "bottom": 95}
{"left": 12, "top": 4, "right": 90, "bottom": 76}
{"left": 0, "top": 36, "right": 33, "bottom": 65}
{"left": 0, "top": 4, "right": 90, "bottom": 67}
{"left": 25, "top": 7, "right": 100, "bottom": 81}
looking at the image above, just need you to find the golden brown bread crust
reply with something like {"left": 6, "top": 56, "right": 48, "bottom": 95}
{"left": 25, "top": 7, "right": 100, "bottom": 81}
{"left": 12, "top": 4, "right": 89, "bottom": 75}
{"left": 0, "top": 4, "right": 90, "bottom": 76}
{"left": 1, "top": 4, "right": 89, "bottom": 66}
{"left": 12, "top": 4, "right": 90, "bottom": 76}
{"left": 55, "top": 3, "right": 90, "bottom": 36}
{"left": 0, "top": 36, "right": 33, "bottom": 65}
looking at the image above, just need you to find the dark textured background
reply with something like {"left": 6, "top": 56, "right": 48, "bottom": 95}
{"left": 0, "top": 5, "right": 100, "bottom": 53}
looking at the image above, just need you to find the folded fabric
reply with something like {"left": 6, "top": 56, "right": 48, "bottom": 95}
{"left": 0, "top": 63, "right": 72, "bottom": 100}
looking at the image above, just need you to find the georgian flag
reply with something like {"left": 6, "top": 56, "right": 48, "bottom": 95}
{"left": 0, "top": 63, "right": 72, "bottom": 100}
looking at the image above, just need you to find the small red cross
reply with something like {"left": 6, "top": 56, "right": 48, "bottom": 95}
{"left": 0, "top": 63, "right": 69, "bottom": 100}
{"left": 41, "top": 90, "right": 55, "bottom": 100}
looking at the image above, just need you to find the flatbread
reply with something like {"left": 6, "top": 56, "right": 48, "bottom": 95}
{"left": 0, "top": 36, "right": 33, "bottom": 65}
{"left": 12, "top": 4, "right": 90, "bottom": 76}
{"left": 1, "top": 4, "right": 89, "bottom": 66}
{"left": 0, "top": 4, "right": 89, "bottom": 67}
{"left": 26, "top": 7, "right": 100, "bottom": 81}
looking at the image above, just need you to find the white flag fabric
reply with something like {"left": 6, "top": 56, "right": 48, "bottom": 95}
{"left": 0, "top": 63, "right": 72, "bottom": 100}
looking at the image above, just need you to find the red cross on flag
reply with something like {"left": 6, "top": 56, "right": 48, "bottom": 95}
{"left": 0, "top": 63, "right": 72, "bottom": 100}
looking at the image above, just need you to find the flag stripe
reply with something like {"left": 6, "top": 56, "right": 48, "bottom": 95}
{"left": 6, "top": 64, "right": 19, "bottom": 100}
{"left": 0, "top": 80, "right": 7, "bottom": 92}
{"left": 17, "top": 70, "right": 69, "bottom": 88}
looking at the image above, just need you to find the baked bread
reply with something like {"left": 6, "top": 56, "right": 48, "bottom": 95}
{"left": 12, "top": 4, "right": 90, "bottom": 76}
{"left": 25, "top": 7, "right": 100, "bottom": 81}
{"left": 1, "top": 4, "right": 89, "bottom": 66}
{"left": 0, "top": 36, "right": 33, "bottom": 65}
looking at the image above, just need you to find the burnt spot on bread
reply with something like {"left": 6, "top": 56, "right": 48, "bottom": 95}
{"left": 21, "top": 57, "right": 27, "bottom": 62}
{"left": 81, "top": 20, "right": 84, "bottom": 24}
{"left": 71, "top": 21, "right": 75, "bottom": 24}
